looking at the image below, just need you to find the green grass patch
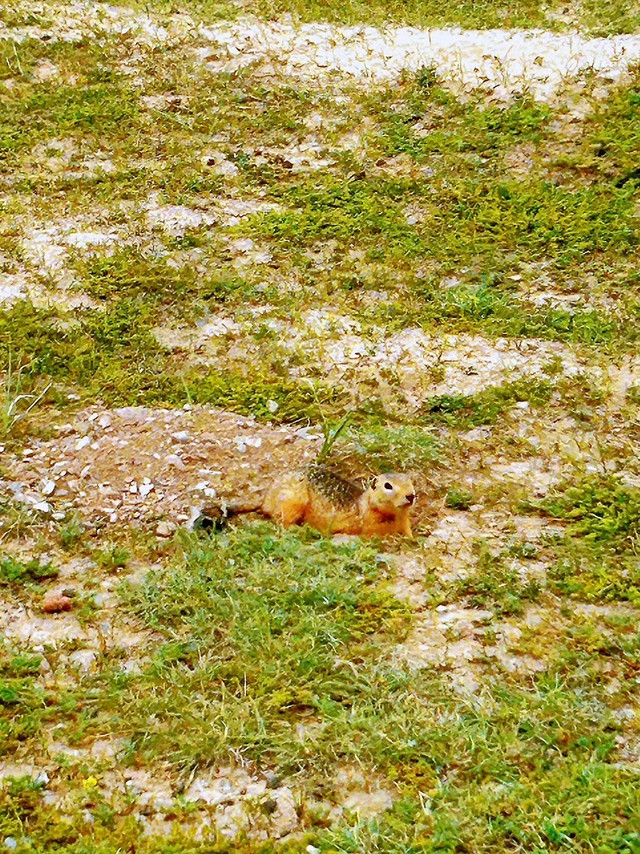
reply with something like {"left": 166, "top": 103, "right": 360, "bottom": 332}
{"left": 576, "top": 0, "right": 640, "bottom": 35}
{"left": 0, "top": 529, "right": 638, "bottom": 851}
{"left": 445, "top": 487, "right": 474, "bottom": 510}
{"left": 539, "top": 475, "right": 640, "bottom": 551}
{"left": 247, "top": 175, "right": 422, "bottom": 257}
{"left": 204, "top": 0, "right": 551, "bottom": 30}
{"left": 529, "top": 476, "right": 640, "bottom": 604}
{"left": 116, "top": 524, "right": 411, "bottom": 769}
{"left": 363, "top": 280, "right": 626, "bottom": 346}
{"left": 0, "top": 555, "right": 58, "bottom": 586}
{"left": 377, "top": 90, "right": 552, "bottom": 160}
{"left": 345, "top": 423, "right": 442, "bottom": 471}
{"left": 0, "top": 43, "right": 142, "bottom": 157}
{"left": 424, "top": 377, "right": 553, "bottom": 428}
{"left": 248, "top": 167, "right": 638, "bottom": 270}
{"left": 111, "top": 0, "right": 640, "bottom": 32}
{"left": 95, "top": 522, "right": 638, "bottom": 850}
{"left": 74, "top": 249, "right": 209, "bottom": 304}
{"left": 0, "top": 297, "right": 357, "bottom": 423}
{"left": 0, "top": 645, "right": 48, "bottom": 752}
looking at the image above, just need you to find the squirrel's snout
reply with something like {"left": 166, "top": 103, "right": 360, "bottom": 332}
{"left": 406, "top": 493, "right": 416, "bottom": 505}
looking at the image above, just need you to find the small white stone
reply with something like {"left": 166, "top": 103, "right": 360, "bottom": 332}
{"left": 69, "top": 649, "right": 96, "bottom": 673}
{"left": 231, "top": 237, "right": 254, "bottom": 253}
{"left": 211, "top": 158, "right": 239, "bottom": 177}
{"left": 41, "top": 479, "right": 56, "bottom": 496}
{"left": 75, "top": 436, "right": 91, "bottom": 450}
{"left": 129, "top": 482, "right": 138, "bottom": 494}
{"left": 294, "top": 427, "right": 321, "bottom": 441}
{"left": 156, "top": 521, "right": 175, "bottom": 537}
{"left": 267, "top": 399, "right": 279, "bottom": 413}
{"left": 171, "top": 430, "right": 189, "bottom": 442}
{"left": 4, "top": 838, "right": 17, "bottom": 851}
{"left": 165, "top": 454, "right": 185, "bottom": 470}
{"left": 139, "top": 482, "right": 154, "bottom": 497}
{"left": 98, "top": 414, "right": 112, "bottom": 428}
{"left": 33, "top": 501, "right": 51, "bottom": 514}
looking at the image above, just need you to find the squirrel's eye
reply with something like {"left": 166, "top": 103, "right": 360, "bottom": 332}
{"left": 384, "top": 482, "right": 393, "bottom": 490}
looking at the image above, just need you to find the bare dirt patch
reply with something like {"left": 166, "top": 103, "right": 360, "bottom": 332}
{"left": 0, "top": 406, "right": 328, "bottom": 531}
{"left": 156, "top": 315, "right": 591, "bottom": 409}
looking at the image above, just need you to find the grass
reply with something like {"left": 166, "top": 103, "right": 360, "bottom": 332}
{"left": 1, "top": 526, "right": 637, "bottom": 851}
{"left": 423, "top": 377, "right": 553, "bottom": 428}
{"left": 2, "top": 46, "right": 639, "bottom": 426}
{"left": 0, "top": 41, "right": 142, "bottom": 159}
{"left": 1, "top": 6, "right": 640, "bottom": 852}
{"left": 117, "top": 526, "right": 410, "bottom": 768}
{"left": 539, "top": 475, "right": 640, "bottom": 550}
{"left": 340, "top": 423, "right": 442, "bottom": 471}
{"left": 529, "top": 476, "right": 640, "bottom": 604}
{"left": 0, "top": 354, "right": 51, "bottom": 439}
{"left": 445, "top": 487, "right": 474, "bottom": 510}
{"left": 0, "top": 300, "right": 347, "bottom": 421}
{"left": 117, "top": 0, "right": 640, "bottom": 33}
{"left": 0, "top": 555, "right": 58, "bottom": 586}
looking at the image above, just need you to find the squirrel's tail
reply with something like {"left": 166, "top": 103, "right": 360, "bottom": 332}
{"left": 190, "top": 497, "right": 263, "bottom": 533}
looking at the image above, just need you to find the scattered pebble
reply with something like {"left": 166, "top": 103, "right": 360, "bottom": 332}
{"left": 69, "top": 649, "right": 97, "bottom": 673}
{"left": 231, "top": 237, "right": 255, "bottom": 253}
{"left": 155, "top": 520, "right": 176, "bottom": 537}
{"left": 42, "top": 590, "right": 74, "bottom": 613}
{"left": 165, "top": 454, "right": 186, "bottom": 470}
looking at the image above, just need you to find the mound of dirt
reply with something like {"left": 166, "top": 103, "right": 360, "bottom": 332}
{"left": 1, "top": 406, "right": 324, "bottom": 532}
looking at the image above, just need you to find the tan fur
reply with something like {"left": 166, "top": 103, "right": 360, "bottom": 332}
{"left": 261, "top": 471, "right": 416, "bottom": 538}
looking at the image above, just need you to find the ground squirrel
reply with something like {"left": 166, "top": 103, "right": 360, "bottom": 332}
{"left": 199, "top": 467, "right": 416, "bottom": 538}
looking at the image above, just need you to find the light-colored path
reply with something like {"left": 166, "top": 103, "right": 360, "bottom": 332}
{"left": 4, "top": 2, "right": 640, "bottom": 99}
{"left": 200, "top": 19, "right": 640, "bottom": 99}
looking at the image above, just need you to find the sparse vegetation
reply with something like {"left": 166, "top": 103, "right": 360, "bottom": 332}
{"left": 1, "top": 1, "right": 640, "bottom": 851}
{"left": 424, "top": 377, "right": 553, "bottom": 428}
{"left": 0, "top": 556, "right": 58, "bottom": 586}
{"left": 445, "top": 487, "right": 474, "bottom": 510}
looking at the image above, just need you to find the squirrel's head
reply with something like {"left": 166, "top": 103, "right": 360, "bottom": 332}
{"left": 368, "top": 473, "right": 416, "bottom": 511}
